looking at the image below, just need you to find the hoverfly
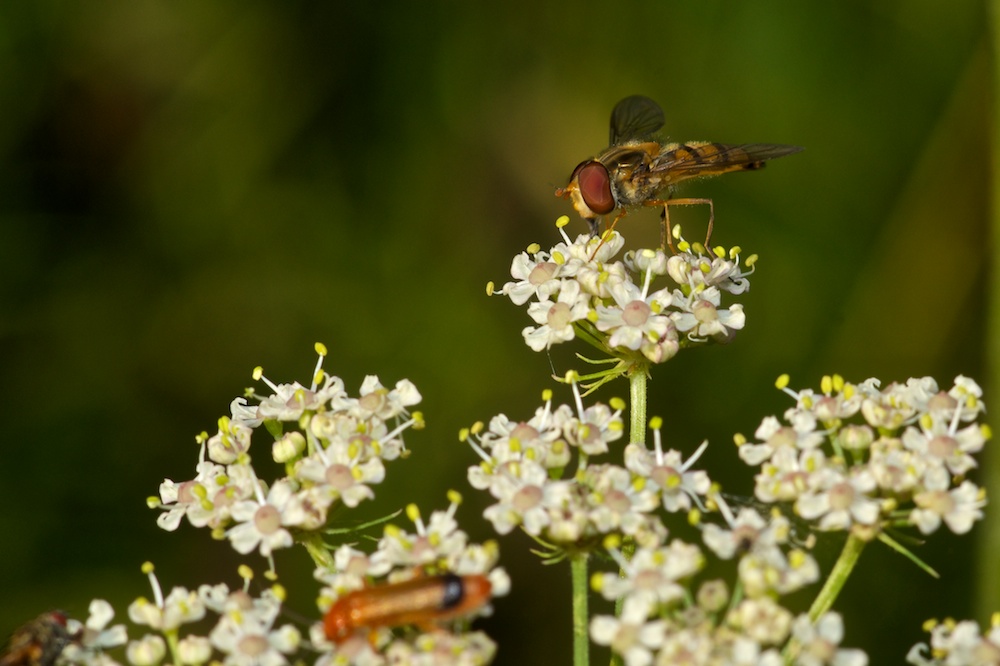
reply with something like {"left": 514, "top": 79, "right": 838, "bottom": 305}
{"left": 555, "top": 95, "right": 802, "bottom": 251}
{"left": 0, "top": 612, "right": 72, "bottom": 666}
{"left": 323, "top": 573, "right": 492, "bottom": 644}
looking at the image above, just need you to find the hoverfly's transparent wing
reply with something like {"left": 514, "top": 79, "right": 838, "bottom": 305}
{"left": 609, "top": 95, "right": 666, "bottom": 145}
{"left": 649, "top": 142, "right": 803, "bottom": 184}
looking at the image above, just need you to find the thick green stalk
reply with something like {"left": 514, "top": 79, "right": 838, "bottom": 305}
{"left": 163, "top": 629, "right": 181, "bottom": 666}
{"left": 980, "top": 0, "right": 1000, "bottom": 621}
{"left": 807, "top": 532, "right": 866, "bottom": 621}
{"left": 782, "top": 534, "right": 866, "bottom": 664}
{"left": 629, "top": 367, "right": 648, "bottom": 445}
{"left": 572, "top": 553, "right": 590, "bottom": 666}
{"left": 607, "top": 366, "right": 649, "bottom": 666}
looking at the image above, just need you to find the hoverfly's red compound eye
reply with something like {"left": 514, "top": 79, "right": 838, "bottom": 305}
{"left": 573, "top": 160, "right": 615, "bottom": 215}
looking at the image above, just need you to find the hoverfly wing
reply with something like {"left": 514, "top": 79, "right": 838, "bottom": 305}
{"left": 609, "top": 95, "right": 666, "bottom": 145}
{"left": 649, "top": 142, "right": 803, "bottom": 184}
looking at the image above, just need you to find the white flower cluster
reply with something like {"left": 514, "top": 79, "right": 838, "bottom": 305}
{"left": 313, "top": 498, "right": 510, "bottom": 666}
{"left": 150, "top": 345, "right": 423, "bottom": 570}
{"left": 60, "top": 505, "right": 504, "bottom": 666}
{"left": 739, "top": 375, "right": 989, "bottom": 536}
{"left": 61, "top": 567, "right": 301, "bottom": 666}
{"left": 583, "top": 493, "right": 838, "bottom": 665}
{"left": 466, "top": 379, "right": 856, "bottom": 663}
{"left": 497, "top": 219, "right": 751, "bottom": 364}
{"left": 907, "top": 617, "right": 1000, "bottom": 665}
{"left": 466, "top": 385, "right": 671, "bottom": 547}
{"left": 590, "top": 589, "right": 866, "bottom": 666}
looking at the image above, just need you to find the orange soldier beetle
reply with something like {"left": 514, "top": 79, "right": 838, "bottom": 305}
{"left": 323, "top": 573, "right": 492, "bottom": 644}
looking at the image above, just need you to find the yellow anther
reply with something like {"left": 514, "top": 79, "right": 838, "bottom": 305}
{"left": 832, "top": 374, "right": 844, "bottom": 391}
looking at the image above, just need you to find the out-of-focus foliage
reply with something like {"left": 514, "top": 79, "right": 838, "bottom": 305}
{"left": 0, "top": 2, "right": 988, "bottom": 664}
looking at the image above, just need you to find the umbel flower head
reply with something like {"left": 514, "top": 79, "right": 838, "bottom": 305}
{"left": 59, "top": 563, "right": 302, "bottom": 666}
{"left": 493, "top": 217, "right": 753, "bottom": 376}
{"left": 737, "top": 374, "right": 989, "bottom": 539}
{"left": 465, "top": 380, "right": 676, "bottom": 550}
{"left": 148, "top": 343, "right": 424, "bottom": 572}
{"left": 907, "top": 616, "right": 1000, "bottom": 665}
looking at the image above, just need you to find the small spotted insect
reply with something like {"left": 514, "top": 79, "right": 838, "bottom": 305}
{"left": 0, "top": 612, "right": 72, "bottom": 666}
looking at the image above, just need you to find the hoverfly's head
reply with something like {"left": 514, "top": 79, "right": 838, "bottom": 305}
{"left": 556, "top": 160, "right": 616, "bottom": 233}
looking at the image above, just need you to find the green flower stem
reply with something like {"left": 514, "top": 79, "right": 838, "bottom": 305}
{"left": 807, "top": 532, "right": 866, "bottom": 621}
{"left": 628, "top": 366, "right": 648, "bottom": 446}
{"left": 572, "top": 553, "right": 590, "bottom": 666}
{"left": 300, "top": 532, "right": 336, "bottom": 571}
{"left": 607, "top": 366, "right": 649, "bottom": 666}
{"left": 609, "top": 539, "right": 634, "bottom": 666}
{"left": 983, "top": 0, "right": 1000, "bottom": 621}
{"left": 782, "top": 534, "right": 866, "bottom": 664}
{"left": 164, "top": 629, "right": 180, "bottom": 666}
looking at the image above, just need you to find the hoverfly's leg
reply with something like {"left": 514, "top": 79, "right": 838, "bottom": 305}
{"left": 646, "top": 198, "right": 715, "bottom": 253}
{"left": 587, "top": 210, "right": 628, "bottom": 261}
{"left": 668, "top": 197, "right": 714, "bottom": 251}
{"left": 660, "top": 203, "right": 674, "bottom": 254}
{"left": 641, "top": 199, "right": 676, "bottom": 254}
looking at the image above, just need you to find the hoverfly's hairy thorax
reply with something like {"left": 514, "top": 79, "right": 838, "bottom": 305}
{"left": 599, "top": 141, "right": 667, "bottom": 208}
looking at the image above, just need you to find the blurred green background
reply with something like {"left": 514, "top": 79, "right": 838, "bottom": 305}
{"left": 0, "top": 1, "right": 993, "bottom": 663}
